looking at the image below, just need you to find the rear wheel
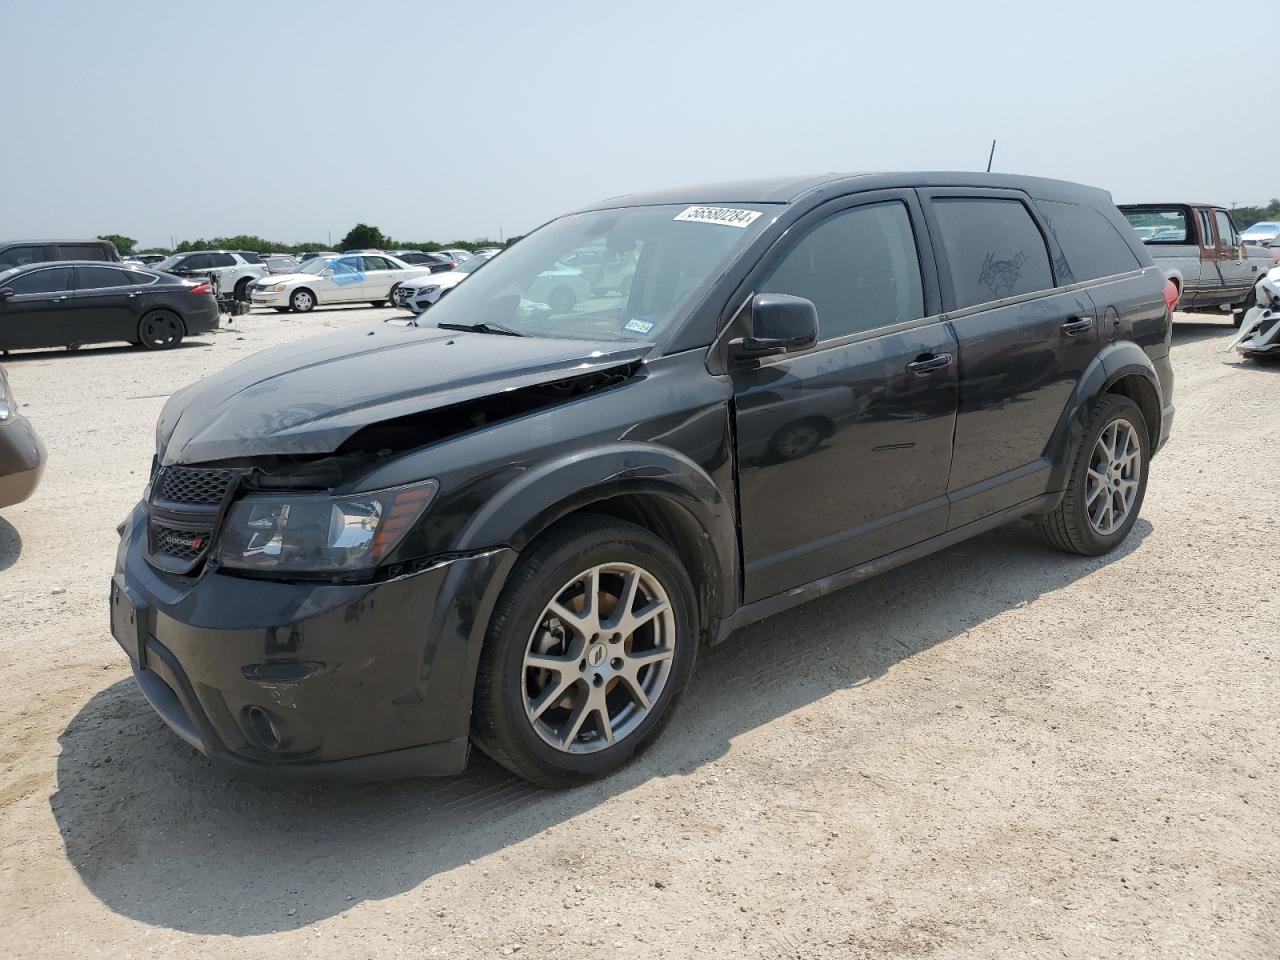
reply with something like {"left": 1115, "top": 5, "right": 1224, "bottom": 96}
{"left": 233, "top": 277, "right": 252, "bottom": 302}
{"left": 1036, "top": 394, "right": 1149, "bottom": 556}
{"left": 471, "top": 517, "right": 697, "bottom": 787}
{"left": 138, "top": 310, "right": 185, "bottom": 350}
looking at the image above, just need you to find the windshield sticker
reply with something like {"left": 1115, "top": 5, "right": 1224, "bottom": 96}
{"left": 623, "top": 318, "right": 655, "bottom": 335}
{"left": 673, "top": 206, "right": 762, "bottom": 229}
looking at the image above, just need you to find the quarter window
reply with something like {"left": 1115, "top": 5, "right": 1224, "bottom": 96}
{"left": 759, "top": 201, "right": 925, "bottom": 340}
{"left": 1199, "top": 210, "right": 1216, "bottom": 248}
{"left": 7, "top": 266, "right": 73, "bottom": 295}
{"left": 931, "top": 198, "right": 1054, "bottom": 309}
{"left": 1039, "top": 201, "right": 1141, "bottom": 283}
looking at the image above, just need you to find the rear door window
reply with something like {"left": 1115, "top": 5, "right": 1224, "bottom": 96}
{"left": 759, "top": 200, "right": 925, "bottom": 340}
{"left": 931, "top": 198, "right": 1054, "bottom": 309}
{"left": 210, "top": 253, "right": 237, "bottom": 268}
{"left": 76, "top": 266, "right": 135, "bottom": 289}
{"left": 1038, "top": 201, "right": 1141, "bottom": 283}
{"left": 7, "top": 266, "right": 74, "bottom": 295}
{"left": 178, "top": 254, "right": 210, "bottom": 270}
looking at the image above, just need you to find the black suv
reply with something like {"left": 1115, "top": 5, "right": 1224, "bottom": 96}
{"left": 0, "top": 238, "right": 121, "bottom": 272}
{"left": 112, "top": 172, "right": 1174, "bottom": 786}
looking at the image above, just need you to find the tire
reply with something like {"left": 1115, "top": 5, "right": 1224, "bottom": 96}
{"left": 1232, "top": 284, "right": 1258, "bottom": 327}
{"left": 369, "top": 300, "right": 387, "bottom": 308}
{"left": 1036, "top": 394, "right": 1150, "bottom": 556}
{"left": 138, "top": 310, "right": 185, "bottom": 350}
{"left": 387, "top": 283, "right": 402, "bottom": 306}
{"left": 233, "top": 277, "right": 252, "bottom": 302}
{"left": 548, "top": 286, "right": 577, "bottom": 313}
{"left": 471, "top": 517, "right": 698, "bottom": 787}
{"left": 290, "top": 288, "right": 315, "bottom": 313}
{"left": 272, "top": 307, "right": 290, "bottom": 313}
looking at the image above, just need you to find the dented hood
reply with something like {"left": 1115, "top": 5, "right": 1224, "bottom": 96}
{"left": 157, "top": 323, "right": 652, "bottom": 465}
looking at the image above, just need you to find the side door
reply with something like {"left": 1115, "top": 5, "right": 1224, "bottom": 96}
{"left": 70, "top": 265, "right": 141, "bottom": 343}
{"left": 1212, "top": 209, "right": 1251, "bottom": 303}
{"left": 727, "top": 191, "right": 959, "bottom": 602}
{"left": 362, "top": 256, "right": 401, "bottom": 301}
{"left": 920, "top": 189, "right": 1100, "bottom": 528}
{"left": 1192, "top": 207, "right": 1229, "bottom": 307}
{"left": 322, "top": 256, "right": 366, "bottom": 301}
{"left": 0, "top": 265, "right": 77, "bottom": 349}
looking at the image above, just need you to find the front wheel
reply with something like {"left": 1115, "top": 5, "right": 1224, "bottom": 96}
{"left": 1036, "top": 394, "right": 1150, "bottom": 556}
{"left": 138, "top": 310, "right": 185, "bottom": 350}
{"left": 290, "top": 288, "right": 315, "bottom": 312}
{"left": 471, "top": 517, "right": 698, "bottom": 787}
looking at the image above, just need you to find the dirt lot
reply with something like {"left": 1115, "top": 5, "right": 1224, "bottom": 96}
{"left": 0, "top": 306, "right": 1277, "bottom": 959}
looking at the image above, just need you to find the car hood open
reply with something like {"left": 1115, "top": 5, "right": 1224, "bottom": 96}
{"left": 156, "top": 323, "right": 652, "bottom": 465}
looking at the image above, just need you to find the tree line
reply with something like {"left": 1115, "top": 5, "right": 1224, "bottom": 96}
{"left": 98, "top": 223, "right": 518, "bottom": 257}
{"left": 1229, "top": 200, "right": 1280, "bottom": 230}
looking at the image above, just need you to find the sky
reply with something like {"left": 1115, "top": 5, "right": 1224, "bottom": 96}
{"left": 3, "top": 0, "right": 1276, "bottom": 249}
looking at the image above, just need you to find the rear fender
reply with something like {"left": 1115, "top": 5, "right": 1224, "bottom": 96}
{"left": 1043, "top": 342, "right": 1163, "bottom": 494}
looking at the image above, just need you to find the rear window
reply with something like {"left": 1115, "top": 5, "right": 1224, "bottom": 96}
{"left": 1039, "top": 201, "right": 1141, "bottom": 283}
{"left": 931, "top": 198, "right": 1054, "bottom": 309}
{"left": 58, "top": 243, "right": 112, "bottom": 261}
{"left": 1121, "top": 207, "right": 1189, "bottom": 244}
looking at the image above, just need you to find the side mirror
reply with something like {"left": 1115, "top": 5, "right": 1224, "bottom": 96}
{"left": 730, "top": 293, "right": 819, "bottom": 360}
{"left": 0, "top": 287, "right": 13, "bottom": 302}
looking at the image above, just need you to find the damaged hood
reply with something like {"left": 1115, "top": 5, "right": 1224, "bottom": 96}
{"left": 157, "top": 323, "right": 652, "bottom": 465}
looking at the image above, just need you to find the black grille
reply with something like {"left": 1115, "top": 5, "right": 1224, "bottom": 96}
{"left": 157, "top": 467, "right": 238, "bottom": 505}
{"left": 152, "top": 525, "right": 212, "bottom": 563}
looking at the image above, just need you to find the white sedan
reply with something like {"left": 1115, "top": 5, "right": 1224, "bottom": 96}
{"left": 395, "top": 252, "right": 495, "bottom": 314}
{"left": 248, "top": 253, "right": 433, "bottom": 312}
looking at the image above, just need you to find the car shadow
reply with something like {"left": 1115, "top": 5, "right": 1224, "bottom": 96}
{"left": 1171, "top": 317, "right": 1237, "bottom": 346}
{"left": 0, "top": 341, "right": 213, "bottom": 363}
{"left": 51, "top": 518, "right": 1151, "bottom": 936}
{"left": 0, "top": 516, "right": 21, "bottom": 572}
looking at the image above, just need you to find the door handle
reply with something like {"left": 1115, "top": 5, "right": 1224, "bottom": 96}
{"left": 905, "top": 353, "right": 953, "bottom": 375}
{"left": 49, "top": 296, "right": 68, "bottom": 302}
{"left": 128, "top": 291, "right": 142, "bottom": 298}
{"left": 1061, "top": 317, "right": 1093, "bottom": 335}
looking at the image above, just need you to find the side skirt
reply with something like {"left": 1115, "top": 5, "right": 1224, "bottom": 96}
{"left": 711, "top": 492, "right": 1058, "bottom": 644}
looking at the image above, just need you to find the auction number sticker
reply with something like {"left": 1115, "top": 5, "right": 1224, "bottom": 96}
{"left": 673, "top": 206, "right": 762, "bottom": 228}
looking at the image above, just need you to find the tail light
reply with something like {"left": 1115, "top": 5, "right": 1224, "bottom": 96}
{"left": 1162, "top": 279, "right": 1179, "bottom": 314}
{"left": 189, "top": 282, "right": 212, "bottom": 295}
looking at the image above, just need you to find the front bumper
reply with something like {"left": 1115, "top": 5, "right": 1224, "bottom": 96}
{"left": 111, "top": 501, "right": 516, "bottom": 780}
{"left": 249, "top": 286, "right": 290, "bottom": 307}
{"left": 0, "top": 414, "right": 47, "bottom": 509}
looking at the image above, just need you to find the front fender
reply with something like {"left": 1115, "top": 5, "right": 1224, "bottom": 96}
{"left": 1044, "top": 342, "right": 1163, "bottom": 493}
{"left": 454, "top": 442, "right": 739, "bottom": 619}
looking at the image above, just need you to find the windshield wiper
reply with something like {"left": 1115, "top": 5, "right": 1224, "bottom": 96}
{"left": 436, "top": 321, "right": 524, "bottom": 337}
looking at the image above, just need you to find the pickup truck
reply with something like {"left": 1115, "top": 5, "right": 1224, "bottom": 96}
{"left": 1119, "top": 203, "right": 1272, "bottom": 323}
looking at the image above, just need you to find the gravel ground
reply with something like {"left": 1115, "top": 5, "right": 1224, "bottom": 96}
{"left": 0, "top": 305, "right": 1277, "bottom": 959}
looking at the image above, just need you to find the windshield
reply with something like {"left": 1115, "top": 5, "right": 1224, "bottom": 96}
{"left": 298, "top": 257, "right": 341, "bottom": 275}
{"left": 1122, "top": 208, "right": 1188, "bottom": 244}
{"left": 456, "top": 254, "right": 492, "bottom": 274}
{"left": 425, "top": 203, "right": 771, "bottom": 342}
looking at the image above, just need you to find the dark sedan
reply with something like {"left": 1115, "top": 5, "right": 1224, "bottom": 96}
{"left": 0, "top": 364, "right": 46, "bottom": 509}
{"left": 0, "top": 261, "right": 219, "bottom": 353}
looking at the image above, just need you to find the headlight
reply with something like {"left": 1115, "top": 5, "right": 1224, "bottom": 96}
{"left": 216, "top": 480, "right": 439, "bottom": 574}
{"left": 270, "top": 282, "right": 288, "bottom": 292}
{"left": 422, "top": 286, "right": 440, "bottom": 296}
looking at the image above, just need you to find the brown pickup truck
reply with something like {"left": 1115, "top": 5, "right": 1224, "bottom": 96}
{"left": 1119, "top": 203, "right": 1273, "bottom": 323}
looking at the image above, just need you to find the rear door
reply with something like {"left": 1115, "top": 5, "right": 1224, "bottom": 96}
{"left": 921, "top": 189, "right": 1100, "bottom": 527}
{"left": 361, "top": 256, "right": 402, "bottom": 300}
{"left": 71, "top": 265, "right": 141, "bottom": 342}
{"left": 0, "top": 265, "right": 76, "bottom": 348}
{"left": 730, "top": 190, "right": 959, "bottom": 600}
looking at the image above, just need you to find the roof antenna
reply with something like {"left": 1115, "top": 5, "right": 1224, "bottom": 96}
{"left": 986, "top": 139, "right": 997, "bottom": 173}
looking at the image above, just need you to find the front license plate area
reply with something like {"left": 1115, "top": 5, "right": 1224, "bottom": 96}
{"left": 109, "top": 575, "right": 147, "bottom": 668}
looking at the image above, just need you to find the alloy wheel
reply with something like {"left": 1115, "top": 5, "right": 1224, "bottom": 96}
{"left": 522, "top": 563, "right": 676, "bottom": 754}
{"left": 1086, "top": 418, "right": 1142, "bottom": 536}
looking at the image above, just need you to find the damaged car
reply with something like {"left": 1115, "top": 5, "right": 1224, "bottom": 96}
{"left": 112, "top": 173, "right": 1175, "bottom": 786}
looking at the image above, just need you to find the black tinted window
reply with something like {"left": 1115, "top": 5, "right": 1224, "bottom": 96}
{"left": 932, "top": 198, "right": 1053, "bottom": 309}
{"left": 8, "top": 266, "right": 73, "bottom": 294}
{"left": 77, "top": 266, "right": 134, "bottom": 289}
{"left": 210, "top": 253, "right": 237, "bottom": 267}
{"left": 1039, "top": 201, "right": 1141, "bottom": 283}
{"left": 760, "top": 201, "right": 925, "bottom": 340}
{"left": 0, "top": 245, "right": 48, "bottom": 271}
{"left": 59, "top": 243, "right": 110, "bottom": 261}
{"left": 125, "top": 270, "right": 157, "bottom": 284}
{"left": 177, "top": 254, "right": 209, "bottom": 270}
{"left": 236, "top": 251, "right": 263, "bottom": 264}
